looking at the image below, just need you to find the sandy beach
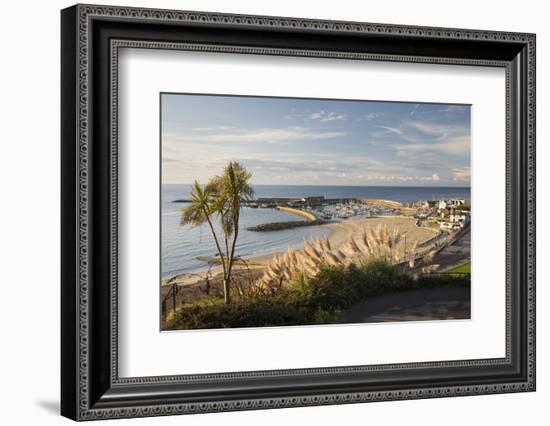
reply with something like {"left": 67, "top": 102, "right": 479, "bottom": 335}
{"left": 162, "top": 215, "right": 438, "bottom": 287}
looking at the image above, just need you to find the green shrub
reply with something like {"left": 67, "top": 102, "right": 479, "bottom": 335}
{"left": 167, "top": 260, "right": 470, "bottom": 330}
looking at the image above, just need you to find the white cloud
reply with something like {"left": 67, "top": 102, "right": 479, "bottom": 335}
{"left": 164, "top": 126, "right": 348, "bottom": 145}
{"left": 377, "top": 125, "right": 403, "bottom": 135}
{"left": 309, "top": 110, "right": 347, "bottom": 122}
{"left": 405, "top": 120, "right": 468, "bottom": 137}
{"left": 438, "top": 105, "right": 470, "bottom": 114}
{"left": 393, "top": 135, "right": 470, "bottom": 156}
{"left": 451, "top": 166, "right": 471, "bottom": 182}
{"left": 356, "top": 112, "right": 381, "bottom": 122}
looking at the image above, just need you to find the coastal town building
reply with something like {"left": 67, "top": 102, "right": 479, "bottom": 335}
{"left": 440, "top": 221, "right": 455, "bottom": 230}
{"left": 439, "top": 212, "right": 470, "bottom": 230}
{"left": 450, "top": 199, "right": 467, "bottom": 207}
{"left": 408, "top": 198, "right": 471, "bottom": 231}
{"left": 450, "top": 213, "right": 470, "bottom": 225}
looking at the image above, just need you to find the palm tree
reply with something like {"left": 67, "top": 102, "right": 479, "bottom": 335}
{"left": 181, "top": 181, "right": 228, "bottom": 290}
{"left": 181, "top": 162, "right": 254, "bottom": 304}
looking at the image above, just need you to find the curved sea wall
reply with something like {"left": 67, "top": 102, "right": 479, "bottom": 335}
{"left": 275, "top": 206, "right": 317, "bottom": 221}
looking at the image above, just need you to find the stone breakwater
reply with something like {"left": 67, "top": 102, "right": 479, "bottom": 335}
{"left": 247, "top": 219, "right": 326, "bottom": 232}
{"left": 247, "top": 206, "right": 324, "bottom": 231}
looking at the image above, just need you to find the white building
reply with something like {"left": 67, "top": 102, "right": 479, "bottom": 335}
{"left": 450, "top": 214, "right": 463, "bottom": 223}
{"left": 450, "top": 212, "right": 470, "bottom": 225}
{"left": 450, "top": 199, "right": 466, "bottom": 207}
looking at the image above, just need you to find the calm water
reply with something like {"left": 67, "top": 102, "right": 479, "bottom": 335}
{"left": 161, "top": 184, "right": 470, "bottom": 278}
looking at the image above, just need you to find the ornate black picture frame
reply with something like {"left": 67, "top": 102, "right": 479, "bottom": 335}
{"left": 61, "top": 4, "right": 536, "bottom": 421}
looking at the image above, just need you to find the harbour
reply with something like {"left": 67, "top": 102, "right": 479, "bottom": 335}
{"left": 162, "top": 184, "right": 470, "bottom": 279}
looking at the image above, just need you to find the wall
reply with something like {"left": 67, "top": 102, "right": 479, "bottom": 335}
{"left": 0, "top": 0, "right": 546, "bottom": 424}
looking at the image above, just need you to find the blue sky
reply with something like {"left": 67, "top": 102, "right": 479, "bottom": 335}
{"left": 161, "top": 94, "right": 471, "bottom": 186}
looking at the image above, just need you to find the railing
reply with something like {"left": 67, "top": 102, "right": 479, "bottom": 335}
{"left": 161, "top": 271, "right": 214, "bottom": 318}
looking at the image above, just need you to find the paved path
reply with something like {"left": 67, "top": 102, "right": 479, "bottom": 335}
{"left": 337, "top": 287, "right": 470, "bottom": 324}
{"left": 431, "top": 228, "right": 471, "bottom": 271}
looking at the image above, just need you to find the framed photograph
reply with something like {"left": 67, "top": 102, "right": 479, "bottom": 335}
{"left": 61, "top": 4, "right": 536, "bottom": 421}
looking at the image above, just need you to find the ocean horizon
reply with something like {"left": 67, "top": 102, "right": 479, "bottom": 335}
{"left": 161, "top": 184, "right": 470, "bottom": 279}
{"left": 164, "top": 183, "right": 470, "bottom": 202}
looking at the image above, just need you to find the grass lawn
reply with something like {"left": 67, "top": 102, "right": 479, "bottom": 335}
{"left": 448, "top": 262, "right": 471, "bottom": 274}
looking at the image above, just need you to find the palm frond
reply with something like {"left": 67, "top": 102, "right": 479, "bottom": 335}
{"left": 180, "top": 180, "right": 211, "bottom": 227}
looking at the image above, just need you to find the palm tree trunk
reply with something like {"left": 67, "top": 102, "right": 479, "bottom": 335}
{"left": 222, "top": 228, "right": 230, "bottom": 270}
{"left": 222, "top": 230, "right": 237, "bottom": 306}
{"left": 202, "top": 207, "right": 227, "bottom": 280}
{"left": 225, "top": 209, "right": 240, "bottom": 300}
{"left": 223, "top": 278, "right": 231, "bottom": 304}
{"left": 221, "top": 225, "right": 232, "bottom": 304}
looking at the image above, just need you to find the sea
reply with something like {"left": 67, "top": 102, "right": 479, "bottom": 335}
{"left": 161, "top": 184, "right": 470, "bottom": 279}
